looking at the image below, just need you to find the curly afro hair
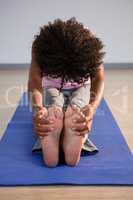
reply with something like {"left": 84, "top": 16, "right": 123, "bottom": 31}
{"left": 32, "top": 17, "right": 105, "bottom": 89}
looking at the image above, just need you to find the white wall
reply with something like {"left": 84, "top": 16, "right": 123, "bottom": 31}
{"left": 0, "top": 0, "right": 133, "bottom": 63}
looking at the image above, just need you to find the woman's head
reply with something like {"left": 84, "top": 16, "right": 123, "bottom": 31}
{"left": 33, "top": 17, "right": 105, "bottom": 88}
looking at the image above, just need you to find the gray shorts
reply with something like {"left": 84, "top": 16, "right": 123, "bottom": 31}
{"left": 32, "top": 84, "right": 98, "bottom": 154}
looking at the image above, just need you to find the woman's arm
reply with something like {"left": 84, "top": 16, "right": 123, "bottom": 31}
{"left": 28, "top": 46, "right": 43, "bottom": 109}
{"left": 72, "top": 64, "right": 105, "bottom": 135}
{"left": 89, "top": 63, "right": 105, "bottom": 112}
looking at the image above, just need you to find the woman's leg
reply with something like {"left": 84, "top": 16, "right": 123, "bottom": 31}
{"left": 63, "top": 105, "right": 88, "bottom": 166}
{"left": 62, "top": 84, "right": 90, "bottom": 166}
{"left": 41, "top": 105, "right": 64, "bottom": 167}
{"left": 41, "top": 87, "right": 64, "bottom": 167}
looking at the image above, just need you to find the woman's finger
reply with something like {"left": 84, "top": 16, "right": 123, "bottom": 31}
{"left": 71, "top": 122, "right": 88, "bottom": 131}
{"left": 71, "top": 105, "right": 81, "bottom": 113}
{"left": 36, "top": 131, "right": 51, "bottom": 137}
{"left": 75, "top": 129, "right": 89, "bottom": 136}
{"left": 35, "top": 125, "right": 54, "bottom": 132}
{"left": 33, "top": 116, "right": 54, "bottom": 125}
{"left": 72, "top": 112, "right": 86, "bottom": 123}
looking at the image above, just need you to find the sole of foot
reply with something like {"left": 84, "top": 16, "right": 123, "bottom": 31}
{"left": 63, "top": 105, "right": 87, "bottom": 166}
{"left": 41, "top": 106, "right": 63, "bottom": 167}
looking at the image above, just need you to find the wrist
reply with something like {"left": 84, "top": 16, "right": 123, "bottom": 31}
{"left": 87, "top": 104, "right": 97, "bottom": 115}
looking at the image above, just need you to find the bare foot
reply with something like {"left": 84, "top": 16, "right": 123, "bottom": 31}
{"left": 41, "top": 105, "right": 63, "bottom": 167}
{"left": 63, "top": 105, "right": 88, "bottom": 166}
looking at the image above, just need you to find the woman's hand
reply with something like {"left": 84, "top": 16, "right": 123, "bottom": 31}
{"left": 71, "top": 104, "right": 95, "bottom": 136}
{"left": 33, "top": 107, "right": 54, "bottom": 138}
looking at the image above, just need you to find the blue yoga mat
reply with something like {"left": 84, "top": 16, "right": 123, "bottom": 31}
{"left": 0, "top": 93, "right": 133, "bottom": 186}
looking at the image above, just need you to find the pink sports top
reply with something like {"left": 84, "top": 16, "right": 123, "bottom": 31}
{"left": 42, "top": 76, "right": 90, "bottom": 89}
